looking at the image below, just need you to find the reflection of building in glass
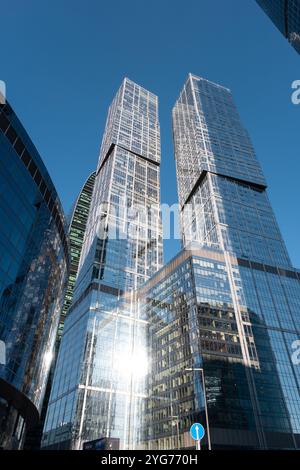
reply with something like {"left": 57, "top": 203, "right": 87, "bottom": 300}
{"left": 24, "top": 171, "right": 96, "bottom": 450}
{"left": 0, "top": 101, "right": 68, "bottom": 449}
{"left": 256, "top": 0, "right": 300, "bottom": 54}
{"left": 141, "top": 246, "right": 300, "bottom": 449}
{"left": 58, "top": 171, "right": 96, "bottom": 340}
{"left": 141, "top": 74, "right": 300, "bottom": 450}
{"left": 42, "top": 78, "right": 163, "bottom": 450}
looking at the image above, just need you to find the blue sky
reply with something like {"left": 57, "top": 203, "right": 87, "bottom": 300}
{"left": 1, "top": 0, "right": 299, "bottom": 265}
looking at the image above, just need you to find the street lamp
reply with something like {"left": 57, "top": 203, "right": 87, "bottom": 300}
{"left": 171, "top": 415, "right": 180, "bottom": 450}
{"left": 185, "top": 367, "right": 211, "bottom": 450}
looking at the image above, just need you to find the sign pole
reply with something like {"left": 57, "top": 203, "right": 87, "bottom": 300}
{"left": 196, "top": 425, "right": 200, "bottom": 450}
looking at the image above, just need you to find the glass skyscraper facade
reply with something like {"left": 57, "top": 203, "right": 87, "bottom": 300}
{"left": 42, "top": 78, "right": 163, "bottom": 450}
{"left": 256, "top": 0, "right": 300, "bottom": 54}
{"left": 142, "top": 245, "right": 300, "bottom": 449}
{"left": 0, "top": 100, "right": 69, "bottom": 449}
{"left": 141, "top": 74, "right": 300, "bottom": 449}
{"left": 173, "top": 74, "right": 290, "bottom": 268}
{"left": 58, "top": 171, "right": 96, "bottom": 340}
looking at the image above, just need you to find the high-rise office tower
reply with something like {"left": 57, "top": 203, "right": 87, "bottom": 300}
{"left": 42, "top": 78, "right": 163, "bottom": 450}
{"left": 58, "top": 171, "right": 96, "bottom": 340}
{"left": 141, "top": 74, "right": 300, "bottom": 449}
{"left": 0, "top": 100, "right": 68, "bottom": 449}
{"left": 256, "top": 0, "right": 300, "bottom": 54}
{"left": 173, "top": 74, "right": 290, "bottom": 268}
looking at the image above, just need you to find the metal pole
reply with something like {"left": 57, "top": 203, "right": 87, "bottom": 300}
{"left": 176, "top": 419, "right": 180, "bottom": 449}
{"left": 200, "top": 368, "right": 211, "bottom": 450}
{"left": 185, "top": 367, "right": 211, "bottom": 450}
{"left": 170, "top": 399, "right": 175, "bottom": 448}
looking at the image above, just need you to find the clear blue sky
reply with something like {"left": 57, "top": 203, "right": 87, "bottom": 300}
{"left": 1, "top": 0, "right": 299, "bottom": 265}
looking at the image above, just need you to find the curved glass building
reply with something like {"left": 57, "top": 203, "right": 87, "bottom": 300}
{"left": 57, "top": 171, "right": 96, "bottom": 341}
{"left": 0, "top": 100, "right": 69, "bottom": 449}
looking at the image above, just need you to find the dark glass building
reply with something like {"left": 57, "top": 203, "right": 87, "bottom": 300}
{"left": 140, "top": 74, "right": 300, "bottom": 450}
{"left": 0, "top": 100, "right": 69, "bottom": 449}
{"left": 57, "top": 171, "right": 95, "bottom": 340}
{"left": 141, "top": 245, "right": 300, "bottom": 449}
{"left": 256, "top": 0, "right": 300, "bottom": 54}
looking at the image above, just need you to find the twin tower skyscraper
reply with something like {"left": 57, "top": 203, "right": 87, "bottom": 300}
{"left": 42, "top": 76, "right": 300, "bottom": 450}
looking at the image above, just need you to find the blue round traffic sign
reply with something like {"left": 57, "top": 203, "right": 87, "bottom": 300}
{"left": 190, "top": 423, "right": 205, "bottom": 441}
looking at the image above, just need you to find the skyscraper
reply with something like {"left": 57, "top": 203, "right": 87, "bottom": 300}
{"left": 42, "top": 78, "right": 163, "bottom": 450}
{"left": 0, "top": 100, "right": 68, "bottom": 449}
{"left": 58, "top": 171, "right": 96, "bottom": 341}
{"left": 173, "top": 74, "right": 290, "bottom": 269}
{"left": 256, "top": 0, "right": 300, "bottom": 54}
{"left": 141, "top": 74, "right": 300, "bottom": 449}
